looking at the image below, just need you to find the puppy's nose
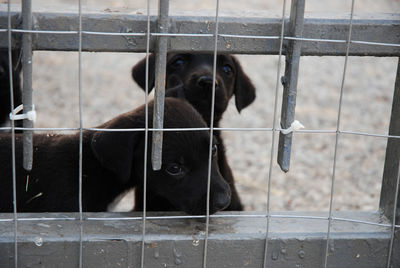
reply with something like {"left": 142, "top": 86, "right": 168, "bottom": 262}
{"left": 212, "top": 192, "right": 231, "bottom": 211}
{"left": 197, "top": 76, "right": 218, "bottom": 89}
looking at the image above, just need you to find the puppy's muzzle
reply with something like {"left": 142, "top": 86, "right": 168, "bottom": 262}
{"left": 211, "top": 192, "right": 231, "bottom": 211}
{"left": 197, "top": 76, "right": 219, "bottom": 89}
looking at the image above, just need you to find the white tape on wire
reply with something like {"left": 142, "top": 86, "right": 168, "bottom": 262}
{"left": 280, "top": 120, "right": 305, "bottom": 134}
{"left": 9, "top": 104, "right": 37, "bottom": 122}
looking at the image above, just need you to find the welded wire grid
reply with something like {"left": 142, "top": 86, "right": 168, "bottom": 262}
{"left": 6, "top": 1, "right": 18, "bottom": 268}
{"left": 77, "top": 0, "right": 84, "bottom": 267}
{"left": 203, "top": 0, "right": 219, "bottom": 267}
{"left": 324, "top": 0, "right": 355, "bottom": 267}
{"left": 2, "top": 0, "right": 400, "bottom": 267}
{"left": 261, "top": 0, "right": 288, "bottom": 266}
{"left": 140, "top": 0, "right": 152, "bottom": 266}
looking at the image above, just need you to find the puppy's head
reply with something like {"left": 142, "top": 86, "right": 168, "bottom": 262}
{"left": 91, "top": 97, "right": 231, "bottom": 215}
{"left": 132, "top": 53, "right": 256, "bottom": 125}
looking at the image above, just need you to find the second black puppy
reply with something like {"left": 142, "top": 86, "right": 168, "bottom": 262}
{"left": 0, "top": 98, "right": 231, "bottom": 214}
{"left": 132, "top": 53, "right": 256, "bottom": 210}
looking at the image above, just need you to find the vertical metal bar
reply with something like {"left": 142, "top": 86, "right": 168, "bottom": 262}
{"left": 262, "top": 0, "right": 287, "bottom": 267}
{"left": 386, "top": 157, "right": 400, "bottom": 268}
{"left": 277, "top": 0, "right": 305, "bottom": 173}
{"left": 202, "top": 0, "right": 219, "bottom": 267}
{"left": 7, "top": 2, "right": 18, "bottom": 268}
{"left": 381, "top": 59, "right": 400, "bottom": 268}
{"left": 140, "top": 0, "right": 151, "bottom": 266}
{"left": 323, "top": 1, "right": 355, "bottom": 267}
{"left": 21, "top": 0, "right": 33, "bottom": 171}
{"left": 151, "top": 0, "right": 169, "bottom": 171}
{"left": 77, "top": 0, "right": 84, "bottom": 266}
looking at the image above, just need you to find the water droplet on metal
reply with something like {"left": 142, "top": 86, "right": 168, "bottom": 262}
{"left": 173, "top": 247, "right": 182, "bottom": 258}
{"left": 154, "top": 249, "right": 159, "bottom": 259}
{"left": 329, "top": 241, "right": 335, "bottom": 253}
{"left": 37, "top": 223, "right": 50, "bottom": 228}
{"left": 34, "top": 237, "right": 43, "bottom": 247}
{"left": 298, "top": 250, "right": 305, "bottom": 259}
{"left": 175, "top": 258, "right": 182, "bottom": 265}
{"left": 271, "top": 251, "right": 279, "bottom": 260}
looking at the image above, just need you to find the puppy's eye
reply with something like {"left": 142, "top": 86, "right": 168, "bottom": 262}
{"left": 212, "top": 144, "right": 218, "bottom": 157}
{"left": 171, "top": 57, "right": 185, "bottom": 69}
{"left": 165, "top": 163, "right": 185, "bottom": 177}
{"left": 222, "top": 64, "right": 233, "bottom": 75}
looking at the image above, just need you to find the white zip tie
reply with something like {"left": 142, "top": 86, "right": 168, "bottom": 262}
{"left": 280, "top": 120, "right": 305, "bottom": 134}
{"left": 9, "top": 104, "right": 37, "bottom": 122}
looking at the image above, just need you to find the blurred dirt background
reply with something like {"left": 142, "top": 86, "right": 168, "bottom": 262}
{"left": 4, "top": 0, "right": 400, "bottom": 212}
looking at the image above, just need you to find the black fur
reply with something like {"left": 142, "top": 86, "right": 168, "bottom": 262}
{"left": 0, "top": 49, "right": 22, "bottom": 128}
{"left": 0, "top": 98, "right": 231, "bottom": 214}
{"left": 132, "top": 53, "right": 256, "bottom": 211}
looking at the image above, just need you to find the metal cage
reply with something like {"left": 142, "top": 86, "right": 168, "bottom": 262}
{"left": 0, "top": 0, "right": 399, "bottom": 267}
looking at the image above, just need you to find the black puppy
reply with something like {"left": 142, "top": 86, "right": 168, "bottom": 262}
{"left": 0, "top": 98, "right": 231, "bottom": 214}
{"left": 132, "top": 53, "right": 256, "bottom": 211}
{"left": 0, "top": 49, "right": 22, "bottom": 127}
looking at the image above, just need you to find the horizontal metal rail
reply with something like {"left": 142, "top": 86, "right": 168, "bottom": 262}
{"left": 0, "top": 211, "right": 393, "bottom": 267}
{"left": 0, "top": 11, "right": 399, "bottom": 55}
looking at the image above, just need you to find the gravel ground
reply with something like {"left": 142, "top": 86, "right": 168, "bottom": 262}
{"left": 5, "top": 0, "right": 399, "bottom": 212}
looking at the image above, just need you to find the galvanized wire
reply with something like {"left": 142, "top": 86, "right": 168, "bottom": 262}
{"left": 2, "top": 126, "right": 400, "bottom": 140}
{"left": 386, "top": 157, "right": 400, "bottom": 267}
{"left": 140, "top": 0, "right": 152, "bottom": 267}
{"left": 78, "top": 0, "right": 84, "bottom": 267}
{"left": 1, "top": 27, "right": 400, "bottom": 48}
{"left": 262, "top": 0, "right": 287, "bottom": 267}
{"left": 202, "top": 1, "right": 220, "bottom": 267}
{"left": 323, "top": 0, "right": 356, "bottom": 267}
{"left": 7, "top": 1, "right": 18, "bottom": 267}
{"left": 1, "top": 213, "right": 399, "bottom": 229}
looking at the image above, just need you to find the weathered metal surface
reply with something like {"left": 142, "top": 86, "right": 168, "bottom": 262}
{"left": 151, "top": 0, "right": 169, "bottom": 171}
{"left": 0, "top": 11, "right": 399, "bottom": 55}
{"left": 21, "top": 0, "right": 33, "bottom": 171}
{"left": 277, "top": 0, "right": 305, "bottom": 173}
{"left": 0, "top": 211, "right": 393, "bottom": 267}
{"left": 380, "top": 58, "right": 400, "bottom": 267}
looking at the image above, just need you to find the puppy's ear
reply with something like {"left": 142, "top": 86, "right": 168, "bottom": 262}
{"left": 91, "top": 130, "right": 139, "bottom": 184}
{"left": 131, "top": 54, "right": 155, "bottom": 92}
{"left": 232, "top": 56, "right": 256, "bottom": 113}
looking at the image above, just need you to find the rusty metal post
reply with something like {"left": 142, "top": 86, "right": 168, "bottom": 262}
{"left": 151, "top": 0, "right": 169, "bottom": 171}
{"left": 21, "top": 0, "right": 34, "bottom": 171}
{"left": 277, "top": 0, "right": 305, "bottom": 172}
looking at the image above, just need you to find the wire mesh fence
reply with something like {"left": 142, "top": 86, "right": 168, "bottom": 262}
{"left": 0, "top": 0, "right": 399, "bottom": 267}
